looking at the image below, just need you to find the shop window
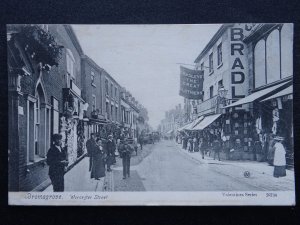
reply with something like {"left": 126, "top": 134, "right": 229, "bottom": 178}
{"left": 106, "top": 102, "right": 109, "bottom": 119}
{"left": 266, "top": 29, "right": 280, "bottom": 84}
{"left": 254, "top": 39, "right": 266, "bottom": 88}
{"left": 281, "top": 24, "right": 293, "bottom": 78}
{"left": 111, "top": 105, "right": 114, "bottom": 120}
{"left": 209, "top": 53, "right": 214, "bottom": 74}
{"left": 217, "top": 43, "right": 222, "bottom": 66}
{"left": 115, "top": 106, "right": 118, "bottom": 121}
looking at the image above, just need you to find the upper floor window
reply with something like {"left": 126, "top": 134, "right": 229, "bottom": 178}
{"left": 218, "top": 80, "right": 223, "bottom": 89}
{"left": 105, "top": 79, "right": 109, "bottom": 95}
{"left": 115, "top": 87, "right": 118, "bottom": 99}
{"left": 91, "top": 70, "right": 96, "bottom": 86}
{"left": 66, "top": 49, "right": 75, "bottom": 81}
{"left": 209, "top": 53, "right": 213, "bottom": 73}
{"left": 254, "top": 24, "right": 293, "bottom": 89}
{"left": 217, "top": 43, "right": 222, "bottom": 66}
{"left": 92, "top": 95, "right": 96, "bottom": 111}
{"left": 111, "top": 84, "right": 113, "bottom": 97}
{"left": 209, "top": 86, "right": 214, "bottom": 98}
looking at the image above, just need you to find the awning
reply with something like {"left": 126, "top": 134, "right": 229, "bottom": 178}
{"left": 261, "top": 85, "right": 293, "bottom": 102}
{"left": 177, "top": 121, "right": 193, "bottom": 132}
{"left": 192, "top": 114, "right": 221, "bottom": 130}
{"left": 184, "top": 116, "right": 204, "bottom": 131}
{"left": 166, "top": 129, "right": 174, "bottom": 135}
{"left": 224, "top": 81, "right": 291, "bottom": 108}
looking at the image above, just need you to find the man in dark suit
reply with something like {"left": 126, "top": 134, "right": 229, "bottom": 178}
{"left": 119, "top": 139, "right": 133, "bottom": 179}
{"left": 86, "top": 133, "right": 96, "bottom": 172}
{"left": 106, "top": 134, "right": 116, "bottom": 172}
{"left": 46, "top": 134, "right": 68, "bottom": 192}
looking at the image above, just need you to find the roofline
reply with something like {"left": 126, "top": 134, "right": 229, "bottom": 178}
{"left": 194, "top": 24, "right": 233, "bottom": 63}
{"left": 81, "top": 55, "right": 104, "bottom": 72}
{"left": 64, "top": 25, "right": 84, "bottom": 55}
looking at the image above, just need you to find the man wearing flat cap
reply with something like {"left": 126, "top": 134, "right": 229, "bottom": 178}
{"left": 46, "top": 134, "right": 68, "bottom": 192}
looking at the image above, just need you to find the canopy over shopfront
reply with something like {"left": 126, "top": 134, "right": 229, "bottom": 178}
{"left": 192, "top": 114, "right": 221, "bottom": 131}
{"left": 224, "top": 81, "right": 291, "bottom": 108}
{"left": 184, "top": 116, "right": 204, "bottom": 131}
{"left": 261, "top": 85, "right": 293, "bottom": 102}
{"left": 166, "top": 129, "right": 174, "bottom": 135}
{"left": 177, "top": 122, "right": 193, "bottom": 132}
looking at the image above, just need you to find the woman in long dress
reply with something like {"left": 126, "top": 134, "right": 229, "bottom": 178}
{"left": 273, "top": 136, "right": 286, "bottom": 178}
{"left": 91, "top": 138, "right": 106, "bottom": 180}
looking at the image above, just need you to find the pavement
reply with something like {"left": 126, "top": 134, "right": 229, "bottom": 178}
{"left": 43, "top": 143, "right": 155, "bottom": 192}
{"left": 44, "top": 156, "right": 108, "bottom": 192}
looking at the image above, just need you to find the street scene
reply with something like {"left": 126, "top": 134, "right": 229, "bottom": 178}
{"left": 8, "top": 24, "right": 294, "bottom": 203}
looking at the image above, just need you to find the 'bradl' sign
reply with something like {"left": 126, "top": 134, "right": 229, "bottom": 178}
{"left": 229, "top": 23, "right": 257, "bottom": 108}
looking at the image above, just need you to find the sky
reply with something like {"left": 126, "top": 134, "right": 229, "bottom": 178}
{"left": 73, "top": 24, "right": 221, "bottom": 129}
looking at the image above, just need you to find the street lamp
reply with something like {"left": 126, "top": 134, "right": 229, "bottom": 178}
{"left": 218, "top": 86, "right": 228, "bottom": 99}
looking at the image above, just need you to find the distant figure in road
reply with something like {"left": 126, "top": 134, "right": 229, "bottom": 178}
{"left": 86, "top": 133, "right": 97, "bottom": 172}
{"left": 273, "top": 136, "right": 286, "bottom": 178}
{"left": 199, "top": 138, "right": 206, "bottom": 159}
{"left": 213, "top": 136, "right": 221, "bottom": 161}
{"left": 119, "top": 139, "right": 133, "bottom": 179}
{"left": 46, "top": 134, "right": 68, "bottom": 192}
{"left": 138, "top": 135, "right": 143, "bottom": 150}
{"left": 91, "top": 138, "right": 106, "bottom": 180}
{"left": 193, "top": 137, "right": 198, "bottom": 152}
{"left": 106, "top": 135, "right": 116, "bottom": 172}
{"left": 187, "top": 137, "right": 193, "bottom": 152}
{"left": 133, "top": 138, "right": 138, "bottom": 156}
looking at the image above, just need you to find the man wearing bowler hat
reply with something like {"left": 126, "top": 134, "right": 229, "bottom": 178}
{"left": 46, "top": 134, "right": 68, "bottom": 192}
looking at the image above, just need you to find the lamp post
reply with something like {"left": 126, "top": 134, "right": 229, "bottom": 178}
{"left": 216, "top": 86, "right": 228, "bottom": 114}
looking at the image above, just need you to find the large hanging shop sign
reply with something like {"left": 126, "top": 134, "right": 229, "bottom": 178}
{"left": 179, "top": 66, "right": 204, "bottom": 100}
{"left": 230, "top": 24, "right": 257, "bottom": 108}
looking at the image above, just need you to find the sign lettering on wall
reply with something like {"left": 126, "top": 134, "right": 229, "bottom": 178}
{"left": 230, "top": 24, "right": 257, "bottom": 108}
{"left": 179, "top": 66, "right": 204, "bottom": 100}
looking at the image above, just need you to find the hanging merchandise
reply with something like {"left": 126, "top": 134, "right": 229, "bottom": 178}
{"left": 256, "top": 117, "right": 262, "bottom": 134}
{"left": 277, "top": 97, "right": 283, "bottom": 110}
{"left": 272, "top": 108, "right": 279, "bottom": 122}
{"left": 272, "top": 121, "right": 277, "bottom": 135}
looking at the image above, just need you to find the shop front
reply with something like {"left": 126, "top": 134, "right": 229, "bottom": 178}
{"left": 61, "top": 83, "right": 86, "bottom": 165}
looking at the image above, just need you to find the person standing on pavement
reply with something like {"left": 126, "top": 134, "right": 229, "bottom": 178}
{"left": 199, "top": 137, "right": 205, "bottom": 159}
{"left": 86, "top": 133, "right": 97, "bottom": 172}
{"left": 91, "top": 138, "right": 106, "bottom": 180}
{"left": 273, "top": 136, "right": 286, "bottom": 178}
{"left": 46, "top": 134, "right": 68, "bottom": 192}
{"left": 119, "top": 139, "right": 133, "bottom": 179}
{"left": 106, "top": 134, "right": 116, "bottom": 172}
{"left": 213, "top": 136, "right": 221, "bottom": 161}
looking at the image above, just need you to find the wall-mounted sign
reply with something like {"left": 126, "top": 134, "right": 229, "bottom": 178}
{"left": 179, "top": 66, "right": 204, "bottom": 99}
